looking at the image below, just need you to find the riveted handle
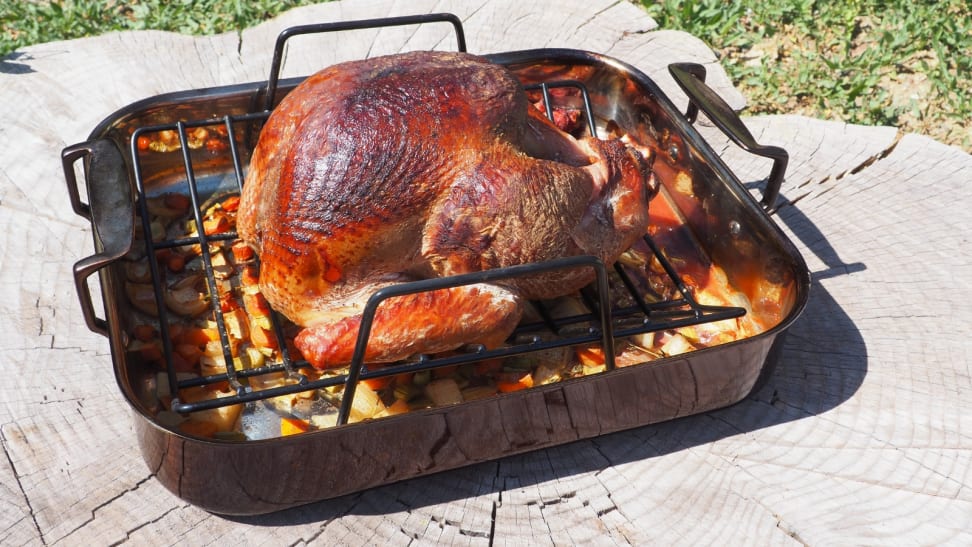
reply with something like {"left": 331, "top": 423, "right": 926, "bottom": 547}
{"left": 669, "top": 62, "right": 788, "bottom": 213}
{"left": 62, "top": 139, "right": 134, "bottom": 336}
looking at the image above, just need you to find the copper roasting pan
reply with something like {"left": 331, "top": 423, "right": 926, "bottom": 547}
{"left": 62, "top": 16, "right": 809, "bottom": 515}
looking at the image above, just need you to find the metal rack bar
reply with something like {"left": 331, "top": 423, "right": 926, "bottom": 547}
{"left": 263, "top": 13, "right": 467, "bottom": 111}
{"left": 525, "top": 80, "right": 598, "bottom": 137}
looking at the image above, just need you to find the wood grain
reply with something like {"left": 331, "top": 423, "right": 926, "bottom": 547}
{"left": 1, "top": 0, "right": 970, "bottom": 544}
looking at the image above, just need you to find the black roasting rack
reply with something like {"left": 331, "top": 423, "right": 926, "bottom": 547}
{"left": 126, "top": 14, "right": 746, "bottom": 426}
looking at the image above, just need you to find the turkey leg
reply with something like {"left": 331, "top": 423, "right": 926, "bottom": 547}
{"left": 295, "top": 282, "right": 522, "bottom": 369}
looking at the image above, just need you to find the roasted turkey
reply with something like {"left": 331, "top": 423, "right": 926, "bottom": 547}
{"left": 238, "top": 51, "right": 656, "bottom": 369}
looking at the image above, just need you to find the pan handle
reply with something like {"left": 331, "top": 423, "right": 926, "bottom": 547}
{"left": 668, "top": 62, "right": 788, "bottom": 213}
{"left": 62, "top": 139, "right": 134, "bottom": 337}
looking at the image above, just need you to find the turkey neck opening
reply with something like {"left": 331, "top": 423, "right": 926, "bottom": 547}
{"left": 519, "top": 106, "right": 593, "bottom": 168}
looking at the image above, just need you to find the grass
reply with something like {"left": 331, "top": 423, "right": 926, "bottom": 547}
{"left": 2, "top": 1, "right": 970, "bottom": 151}
{"left": 640, "top": 0, "right": 972, "bottom": 151}
{"left": 0, "top": 1, "right": 318, "bottom": 52}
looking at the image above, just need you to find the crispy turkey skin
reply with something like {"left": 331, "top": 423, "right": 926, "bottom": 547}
{"left": 238, "top": 51, "right": 655, "bottom": 368}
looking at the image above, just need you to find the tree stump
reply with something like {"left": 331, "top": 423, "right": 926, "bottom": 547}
{"left": 1, "top": 0, "right": 969, "bottom": 544}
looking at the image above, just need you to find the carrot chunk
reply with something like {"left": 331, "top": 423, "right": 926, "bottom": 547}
{"left": 280, "top": 417, "right": 310, "bottom": 436}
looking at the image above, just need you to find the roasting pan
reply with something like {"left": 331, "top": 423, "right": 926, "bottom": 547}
{"left": 62, "top": 14, "right": 809, "bottom": 515}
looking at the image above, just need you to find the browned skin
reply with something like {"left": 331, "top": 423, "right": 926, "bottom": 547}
{"left": 238, "top": 51, "right": 655, "bottom": 369}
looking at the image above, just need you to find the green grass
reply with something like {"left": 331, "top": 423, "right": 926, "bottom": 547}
{"left": 3, "top": 1, "right": 970, "bottom": 150}
{"left": 641, "top": 0, "right": 972, "bottom": 151}
{"left": 0, "top": 0, "right": 318, "bottom": 55}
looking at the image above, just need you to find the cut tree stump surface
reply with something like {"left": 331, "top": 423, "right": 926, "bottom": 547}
{"left": 1, "top": 0, "right": 970, "bottom": 544}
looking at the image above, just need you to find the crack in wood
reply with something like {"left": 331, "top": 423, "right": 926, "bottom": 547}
{"left": 773, "top": 131, "right": 902, "bottom": 215}
{"left": 775, "top": 517, "right": 810, "bottom": 546}
{"left": 0, "top": 427, "right": 44, "bottom": 545}
{"left": 849, "top": 136, "right": 900, "bottom": 175}
{"left": 485, "top": 460, "right": 501, "bottom": 544}
{"left": 543, "top": 489, "right": 577, "bottom": 506}
{"left": 458, "top": 524, "right": 491, "bottom": 539}
{"left": 398, "top": 524, "right": 421, "bottom": 541}
{"left": 59, "top": 474, "right": 157, "bottom": 543}
{"left": 836, "top": 135, "right": 901, "bottom": 182}
{"left": 595, "top": 504, "right": 617, "bottom": 517}
{"left": 781, "top": 190, "right": 811, "bottom": 207}
{"left": 727, "top": 486, "right": 810, "bottom": 547}
{"left": 575, "top": 1, "right": 625, "bottom": 36}
{"left": 701, "top": 453, "right": 816, "bottom": 546}
{"left": 488, "top": 497, "right": 498, "bottom": 545}
{"left": 300, "top": 498, "right": 355, "bottom": 546}
{"left": 107, "top": 503, "right": 188, "bottom": 546}
{"left": 704, "top": 410, "right": 746, "bottom": 435}
{"left": 38, "top": 396, "right": 84, "bottom": 406}
{"left": 459, "top": 1, "right": 490, "bottom": 37}
{"left": 396, "top": 21, "right": 425, "bottom": 57}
